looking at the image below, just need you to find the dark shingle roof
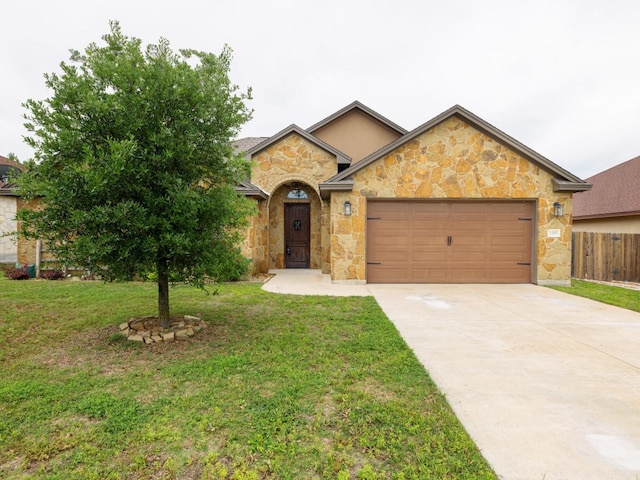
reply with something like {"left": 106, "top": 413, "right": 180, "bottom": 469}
{"left": 573, "top": 155, "right": 640, "bottom": 219}
{"left": 234, "top": 137, "right": 269, "bottom": 154}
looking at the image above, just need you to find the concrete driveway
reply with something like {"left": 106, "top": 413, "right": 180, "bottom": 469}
{"left": 263, "top": 272, "right": 640, "bottom": 479}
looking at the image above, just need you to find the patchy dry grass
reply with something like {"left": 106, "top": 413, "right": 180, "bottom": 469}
{"left": 0, "top": 274, "right": 496, "bottom": 479}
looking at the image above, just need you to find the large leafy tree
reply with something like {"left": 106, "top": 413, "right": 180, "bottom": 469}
{"left": 17, "top": 21, "right": 255, "bottom": 327}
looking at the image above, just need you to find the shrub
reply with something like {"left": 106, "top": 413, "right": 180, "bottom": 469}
{"left": 39, "top": 269, "right": 66, "bottom": 280}
{"left": 5, "top": 266, "right": 31, "bottom": 280}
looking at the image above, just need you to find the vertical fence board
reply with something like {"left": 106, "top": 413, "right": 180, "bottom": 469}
{"left": 572, "top": 232, "right": 640, "bottom": 283}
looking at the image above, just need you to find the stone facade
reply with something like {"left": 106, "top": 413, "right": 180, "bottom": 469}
{"left": 0, "top": 195, "right": 18, "bottom": 263}
{"left": 244, "top": 132, "right": 337, "bottom": 273}
{"left": 239, "top": 102, "right": 589, "bottom": 285}
{"left": 329, "top": 118, "right": 573, "bottom": 285}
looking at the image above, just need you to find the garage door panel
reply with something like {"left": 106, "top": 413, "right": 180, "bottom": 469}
{"left": 412, "top": 252, "right": 449, "bottom": 262}
{"left": 369, "top": 202, "right": 410, "bottom": 215}
{"left": 492, "top": 251, "right": 528, "bottom": 261}
{"left": 452, "top": 220, "right": 488, "bottom": 230}
{"left": 367, "top": 201, "right": 533, "bottom": 283}
{"left": 413, "top": 202, "right": 449, "bottom": 213}
{"left": 412, "top": 236, "right": 447, "bottom": 247}
{"left": 492, "top": 236, "right": 529, "bottom": 247}
{"left": 452, "top": 251, "right": 488, "bottom": 262}
{"left": 373, "top": 220, "right": 410, "bottom": 231}
{"left": 452, "top": 203, "right": 489, "bottom": 213}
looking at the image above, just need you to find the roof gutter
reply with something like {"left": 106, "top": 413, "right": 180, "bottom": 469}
{"left": 552, "top": 179, "right": 592, "bottom": 192}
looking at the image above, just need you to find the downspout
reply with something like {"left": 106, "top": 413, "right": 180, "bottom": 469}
{"left": 35, "top": 239, "right": 41, "bottom": 277}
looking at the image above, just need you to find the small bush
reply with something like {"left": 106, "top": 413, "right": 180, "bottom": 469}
{"left": 39, "top": 269, "right": 66, "bottom": 280}
{"left": 5, "top": 266, "right": 31, "bottom": 280}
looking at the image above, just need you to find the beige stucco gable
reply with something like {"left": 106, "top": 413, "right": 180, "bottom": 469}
{"left": 311, "top": 109, "right": 404, "bottom": 164}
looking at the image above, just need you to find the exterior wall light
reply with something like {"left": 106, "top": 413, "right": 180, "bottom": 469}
{"left": 553, "top": 201, "right": 564, "bottom": 217}
{"left": 344, "top": 200, "right": 352, "bottom": 216}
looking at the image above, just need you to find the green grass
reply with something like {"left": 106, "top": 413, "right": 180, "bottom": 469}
{"left": 0, "top": 274, "right": 496, "bottom": 479}
{"left": 551, "top": 279, "right": 640, "bottom": 313}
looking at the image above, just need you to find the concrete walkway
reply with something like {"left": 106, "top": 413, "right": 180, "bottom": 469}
{"left": 263, "top": 270, "right": 640, "bottom": 480}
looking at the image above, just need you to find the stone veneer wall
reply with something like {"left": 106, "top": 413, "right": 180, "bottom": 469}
{"left": 330, "top": 117, "right": 573, "bottom": 285}
{"left": 0, "top": 196, "right": 18, "bottom": 263}
{"left": 251, "top": 133, "right": 339, "bottom": 192}
{"left": 240, "top": 198, "right": 269, "bottom": 274}
{"left": 248, "top": 133, "right": 339, "bottom": 272}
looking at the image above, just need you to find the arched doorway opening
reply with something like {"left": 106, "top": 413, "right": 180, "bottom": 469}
{"left": 268, "top": 183, "right": 321, "bottom": 269}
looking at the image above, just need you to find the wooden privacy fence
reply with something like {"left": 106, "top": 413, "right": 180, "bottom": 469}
{"left": 572, "top": 232, "right": 640, "bottom": 283}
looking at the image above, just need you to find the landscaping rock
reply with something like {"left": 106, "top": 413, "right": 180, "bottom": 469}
{"left": 161, "top": 331, "right": 175, "bottom": 342}
{"left": 123, "top": 315, "right": 205, "bottom": 345}
{"left": 175, "top": 329, "right": 189, "bottom": 340}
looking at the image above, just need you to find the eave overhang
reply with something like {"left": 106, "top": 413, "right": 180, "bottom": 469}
{"left": 235, "top": 180, "right": 269, "bottom": 200}
{"left": 318, "top": 179, "right": 354, "bottom": 200}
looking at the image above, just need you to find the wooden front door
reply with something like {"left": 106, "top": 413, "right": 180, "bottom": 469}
{"left": 285, "top": 204, "right": 310, "bottom": 268}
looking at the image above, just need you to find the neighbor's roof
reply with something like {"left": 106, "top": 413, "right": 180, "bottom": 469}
{"left": 320, "top": 104, "right": 591, "bottom": 196}
{"left": 0, "top": 155, "right": 24, "bottom": 194}
{"left": 573, "top": 154, "right": 640, "bottom": 219}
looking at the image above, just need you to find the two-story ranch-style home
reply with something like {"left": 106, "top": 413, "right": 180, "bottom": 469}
{"left": 236, "top": 101, "right": 591, "bottom": 286}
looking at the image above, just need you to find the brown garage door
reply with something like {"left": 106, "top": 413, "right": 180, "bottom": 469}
{"left": 366, "top": 201, "right": 533, "bottom": 283}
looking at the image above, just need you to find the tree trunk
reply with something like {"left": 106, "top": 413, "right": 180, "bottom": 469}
{"left": 157, "top": 260, "right": 170, "bottom": 328}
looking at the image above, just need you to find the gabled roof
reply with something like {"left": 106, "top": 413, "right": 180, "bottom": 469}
{"left": 307, "top": 100, "right": 408, "bottom": 136}
{"left": 320, "top": 105, "right": 591, "bottom": 195}
{"left": 573, "top": 155, "right": 640, "bottom": 219}
{"left": 247, "top": 124, "right": 351, "bottom": 165}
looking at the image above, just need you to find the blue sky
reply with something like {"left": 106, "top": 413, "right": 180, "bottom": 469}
{"left": 2, "top": 0, "right": 639, "bottom": 179}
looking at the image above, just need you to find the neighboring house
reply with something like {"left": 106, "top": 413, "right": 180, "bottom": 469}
{"left": 237, "top": 101, "right": 591, "bottom": 286}
{"left": 0, "top": 155, "right": 24, "bottom": 264}
{"left": 573, "top": 155, "right": 640, "bottom": 233}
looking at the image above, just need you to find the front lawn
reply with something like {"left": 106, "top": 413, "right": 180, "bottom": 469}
{"left": 551, "top": 279, "right": 640, "bottom": 313}
{"left": 0, "top": 275, "right": 496, "bottom": 479}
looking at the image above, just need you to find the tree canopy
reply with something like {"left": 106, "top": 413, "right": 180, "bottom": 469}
{"left": 17, "top": 21, "right": 255, "bottom": 326}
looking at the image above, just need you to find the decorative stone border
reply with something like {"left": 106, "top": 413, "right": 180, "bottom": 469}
{"left": 118, "top": 315, "right": 206, "bottom": 344}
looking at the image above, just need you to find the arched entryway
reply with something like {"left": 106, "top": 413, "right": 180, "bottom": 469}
{"left": 268, "top": 183, "right": 322, "bottom": 269}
